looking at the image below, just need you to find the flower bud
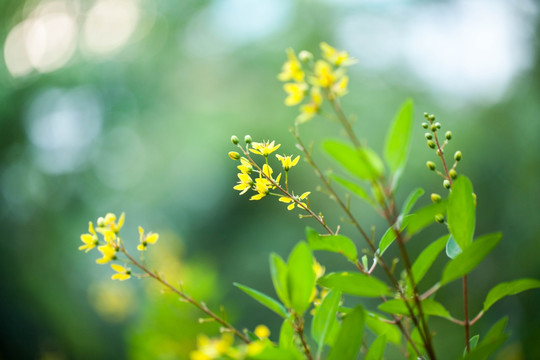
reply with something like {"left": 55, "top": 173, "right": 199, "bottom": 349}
{"left": 228, "top": 151, "right": 241, "bottom": 160}
{"left": 97, "top": 217, "right": 105, "bottom": 227}
{"left": 431, "top": 124, "right": 438, "bottom": 132}
{"left": 231, "top": 135, "right": 239, "bottom": 145}
{"left": 244, "top": 135, "right": 252, "bottom": 144}
{"left": 425, "top": 133, "right": 433, "bottom": 140}
{"left": 428, "top": 114, "right": 435, "bottom": 121}
{"left": 434, "top": 214, "right": 445, "bottom": 223}
{"left": 421, "top": 122, "right": 429, "bottom": 129}
{"left": 431, "top": 193, "right": 442, "bottom": 203}
{"left": 298, "top": 50, "right": 313, "bottom": 62}
{"left": 427, "top": 140, "right": 436, "bottom": 149}
{"left": 449, "top": 169, "right": 458, "bottom": 179}
{"left": 435, "top": 122, "right": 441, "bottom": 129}
{"left": 445, "top": 131, "right": 452, "bottom": 140}
{"left": 454, "top": 151, "right": 462, "bottom": 161}
{"left": 443, "top": 179, "right": 451, "bottom": 189}
{"left": 423, "top": 112, "right": 429, "bottom": 118}
{"left": 426, "top": 161, "right": 436, "bottom": 171}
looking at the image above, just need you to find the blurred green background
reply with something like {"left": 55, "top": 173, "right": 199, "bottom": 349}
{"left": 1, "top": 0, "right": 539, "bottom": 359}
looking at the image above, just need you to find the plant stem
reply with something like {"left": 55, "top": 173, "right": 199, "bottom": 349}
{"left": 463, "top": 275, "right": 470, "bottom": 353}
{"left": 294, "top": 315, "right": 313, "bottom": 360}
{"left": 328, "top": 96, "right": 361, "bottom": 148}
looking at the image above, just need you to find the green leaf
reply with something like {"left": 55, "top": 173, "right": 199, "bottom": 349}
{"left": 384, "top": 98, "right": 414, "bottom": 173}
{"left": 306, "top": 227, "right": 358, "bottom": 262}
{"left": 318, "top": 272, "right": 391, "bottom": 297}
{"left": 378, "top": 298, "right": 451, "bottom": 319}
{"left": 311, "top": 290, "right": 341, "bottom": 354}
{"left": 447, "top": 176, "right": 476, "bottom": 250}
{"left": 365, "top": 335, "right": 387, "bottom": 360}
{"left": 441, "top": 233, "right": 502, "bottom": 285}
{"left": 365, "top": 312, "right": 401, "bottom": 345}
{"left": 377, "top": 299, "right": 409, "bottom": 316}
{"left": 461, "top": 319, "right": 508, "bottom": 360}
{"left": 278, "top": 320, "right": 304, "bottom": 359}
{"left": 322, "top": 140, "right": 384, "bottom": 180}
{"left": 464, "top": 335, "right": 480, "bottom": 355}
{"left": 481, "top": 317, "right": 507, "bottom": 345}
{"left": 327, "top": 305, "right": 365, "bottom": 360}
{"left": 248, "top": 344, "right": 303, "bottom": 360}
{"left": 401, "top": 187, "right": 425, "bottom": 216}
{"left": 421, "top": 298, "right": 451, "bottom": 319}
{"left": 483, "top": 278, "right": 540, "bottom": 311}
{"left": 378, "top": 214, "right": 413, "bottom": 255}
{"left": 330, "top": 173, "right": 374, "bottom": 205}
{"left": 269, "top": 253, "right": 290, "bottom": 308}
{"left": 411, "top": 234, "right": 449, "bottom": 285}
{"left": 287, "top": 242, "right": 315, "bottom": 315}
{"left": 407, "top": 200, "right": 448, "bottom": 236}
{"left": 234, "top": 283, "right": 288, "bottom": 318}
{"left": 446, "top": 235, "right": 462, "bottom": 259}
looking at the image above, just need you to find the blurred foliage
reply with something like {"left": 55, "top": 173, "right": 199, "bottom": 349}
{"left": 0, "top": 0, "right": 539, "bottom": 359}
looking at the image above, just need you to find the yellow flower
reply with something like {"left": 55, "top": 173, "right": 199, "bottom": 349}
{"left": 247, "top": 340, "right": 267, "bottom": 356}
{"left": 96, "top": 244, "right": 117, "bottom": 264}
{"left": 283, "top": 82, "right": 308, "bottom": 106}
{"left": 237, "top": 157, "right": 252, "bottom": 174}
{"left": 310, "top": 60, "right": 337, "bottom": 88}
{"left": 254, "top": 325, "right": 270, "bottom": 339}
{"left": 249, "top": 140, "right": 281, "bottom": 157}
{"left": 189, "top": 333, "right": 235, "bottom": 360}
{"left": 233, "top": 173, "right": 253, "bottom": 195}
{"left": 278, "top": 48, "right": 304, "bottom": 82}
{"left": 278, "top": 191, "right": 310, "bottom": 210}
{"left": 320, "top": 42, "right": 357, "bottom": 66}
{"left": 79, "top": 222, "right": 99, "bottom": 252}
{"left": 250, "top": 178, "right": 271, "bottom": 201}
{"left": 95, "top": 212, "right": 125, "bottom": 244}
{"left": 276, "top": 154, "right": 300, "bottom": 171}
{"left": 313, "top": 259, "right": 326, "bottom": 279}
{"left": 111, "top": 263, "right": 131, "bottom": 281}
{"left": 332, "top": 75, "right": 349, "bottom": 97}
{"left": 297, "top": 86, "right": 322, "bottom": 124}
{"left": 137, "top": 226, "right": 159, "bottom": 251}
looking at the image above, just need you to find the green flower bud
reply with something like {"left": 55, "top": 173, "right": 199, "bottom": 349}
{"left": 454, "top": 151, "right": 462, "bottom": 161}
{"left": 426, "top": 161, "right": 436, "bottom": 171}
{"left": 431, "top": 124, "right": 438, "bottom": 132}
{"left": 435, "top": 122, "right": 441, "bottom": 129}
{"left": 445, "top": 131, "right": 452, "bottom": 140}
{"left": 431, "top": 193, "right": 442, "bottom": 203}
{"left": 244, "top": 135, "right": 252, "bottom": 144}
{"left": 434, "top": 214, "right": 445, "bottom": 223}
{"left": 298, "top": 50, "right": 313, "bottom": 62}
{"left": 231, "top": 135, "right": 239, "bottom": 145}
{"left": 422, "top": 122, "right": 429, "bottom": 129}
{"left": 443, "top": 179, "right": 451, "bottom": 189}
{"left": 228, "top": 151, "right": 241, "bottom": 160}
{"left": 449, "top": 169, "right": 458, "bottom": 179}
{"left": 427, "top": 140, "right": 436, "bottom": 149}
{"left": 425, "top": 132, "right": 433, "bottom": 140}
{"left": 423, "top": 112, "right": 429, "bottom": 118}
{"left": 428, "top": 114, "right": 435, "bottom": 121}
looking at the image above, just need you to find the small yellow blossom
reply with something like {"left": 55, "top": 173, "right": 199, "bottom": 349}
{"left": 246, "top": 340, "right": 267, "bottom": 356}
{"left": 276, "top": 154, "right": 300, "bottom": 171}
{"left": 283, "top": 82, "right": 308, "bottom": 106}
{"left": 96, "top": 244, "right": 117, "bottom": 264}
{"left": 237, "top": 157, "right": 252, "bottom": 174}
{"left": 320, "top": 42, "right": 357, "bottom": 66}
{"left": 297, "top": 86, "right": 323, "bottom": 124}
{"left": 250, "top": 178, "right": 272, "bottom": 201}
{"left": 310, "top": 60, "right": 337, "bottom": 88}
{"left": 254, "top": 325, "right": 270, "bottom": 339}
{"left": 233, "top": 173, "right": 253, "bottom": 195}
{"left": 189, "top": 333, "right": 235, "bottom": 360}
{"left": 249, "top": 140, "right": 281, "bottom": 157}
{"left": 228, "top": 151, "right": 241, "bottom": 160}
{"left": 332, "top": 75, "right": 349, "bottom": 97}
{"left": 79, "top": 222, "right": 99, "bottom": 252}
{"left": 278, "top": 48, "right": 304, "bottom": 82}
{"left": 111, "top": 263, "right": 131, "bottom": 281}
{"left": 137, "top": 226, "right": 159, "bottom": 251}
{"left": 95, "top": 212, "right": 125, "bottom": 244}
{"left": 313, "top": 259, "right": 326, "bottom": 279}
{"left": 278, "top": 191, "right": 310, "bottom": 211}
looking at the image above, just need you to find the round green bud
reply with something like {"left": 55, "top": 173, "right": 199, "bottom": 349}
{"left": 425, "top": 132, "right": 433, "bottom": 140}
{"left": 454, "top": 151, "right": 462, "bottom": 161}
{"left": 435, "top": 122, "right": 441, "bottom": 129}
{"left": 428, "top": 114, "right": 435, "bottom": 121}
{"left": 431, "top": 193, "right": 442, "bottom": 203}
{"left": 445, "top": 131, "right": 452, "bottom": 140}
{"left": 434, "top": 214, "right": 445, "bottom": 223}
{"left": 427, "top": 140, "right": 436, "bottom": 149}
{"left": 431, "top": 124, "right": 438, "bottom": 132}
{"left": 231, "top": 135, "right": 239, "bottom": 145}
{"left": 423, "top": 112, "right": 429, "bottom": 118}
{"left": 443, "top": 179, "right": 451, "bottom": 189}
{"left": 422, "top": 122, "right": 429, "bottom": 129}
{"left": 244, "top": 135, "right": 252, "bottom": 144}
{"left": 449, "top": 168, "right": 458, "bottom": 179}
{"left": 426, "top": 161, "right": 436, "bottom": 171}
{"left": 228, "top": 151, "right": 241, "bottom": 160}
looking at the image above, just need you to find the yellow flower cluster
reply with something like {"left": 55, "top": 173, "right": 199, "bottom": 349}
{"left": 278, "top": 42, "right": 356, "bottom": 124}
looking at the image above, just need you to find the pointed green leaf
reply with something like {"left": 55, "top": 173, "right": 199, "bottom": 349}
{"left": 446, "top": 235, "right": 462, "bottom": 259}
{"left": 270, "top": 253, "right": 290, "bottom": 307}
{"left": 378, "top": 298, "right": 450, "bottom": 319}
{"left": 287, "top": 242, "right": 315, "bottom": 315}
{"left": 234, "top": 283, "right": 287, "bottom": 318}
{"left": 318, "top": 272, "right": 391, "bottom": 297}
{"left": 461, "top": 320, "right": 508, "bottom": 360}
{"left": 365, "top": 334, "right": 387, "bottom": 360}
{"left": 279, "top": 320, "right": 304, "bottom": 359}
{"left": 378, "top": 214, "right": 413, "bottom": 255}
{"left": 464, "top": 335, "right": 480, "bottom": 355}
{"left": 305, "top": 227, "right": 358, "bottom": 262}
{"left": 323, "top": 140, "right": 384, "bottom": 180}
{"left": 249, "top": 344, "right": 303, "bottom": 360}
{"left": 330, "top": 174, "right": 374, "bottom": 205}
{"left": 365, "top": 312, "right": 401, "bottom": 345}
{"left": 447, "top": 176, "right": 476, "bottom": 250}
{"left": 421, "top": 298, "right": 451, "bottom": 319}
{"left": 441, "top": 233, "right": 502, "bottom": 285}
{"left": 407, "top": 200, "right": 448, "bottom": 236}
{"left": 411, "top": 234, "right": 449, "bottom": 285}
{"left": 377, "top": 299, "right": 409, "bottom": 316}
{"left": 311, "top": 290, "right": 341, "bottom": 353}
{"left": 401, "top": 187, "right": 425, "bottom": 216}
{"left": 483, "top": 278, "right": 540, "bottom": 311}
{"left": 327, "top": 305, "right": 365, "bottom": 360}
{"left": 384, "top": 99, "right": 414, "bottom": 173}
{"left": 481, "top": 317, "right": 507, "bottom": 345}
